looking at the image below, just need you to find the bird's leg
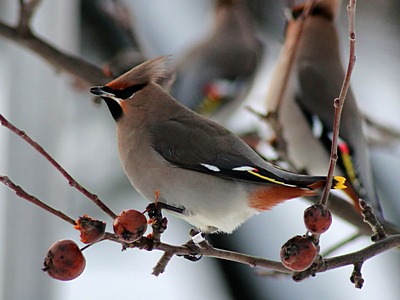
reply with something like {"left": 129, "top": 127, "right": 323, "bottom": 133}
{"left": 145, "top": 191, "right": 184, "bottom": 247}
{"left": 180, "top": 229, "right": 211, "bottom": 262}
{"left": 145, "top": 199, "right": 167, "bottom": 247}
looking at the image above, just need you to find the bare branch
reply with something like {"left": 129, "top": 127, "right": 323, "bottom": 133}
{"left": 265, "top": 0, "right": 316, "bottom": 113}
{"left": 292, "top": 234, "right": 400, "bottom": 282}
{"left": 323, "top": 234, "right": 399, "bottom": 270}
{"left": 154, "top": 233, "right": 400, "bottom": 278}
{"left": 0, "top": 175, "right": 76, "bottom": 225}
{"left": 18, "top": 0, "right": 41, "bottom": 34}
{"left": 2, "top": 172, "right": 399, "bottom": 280}
{"left": 0, "top": 21, "right": 109, "bottom": 86}
{"left": 0, "top": 114, "right": 118, "bottom": 219}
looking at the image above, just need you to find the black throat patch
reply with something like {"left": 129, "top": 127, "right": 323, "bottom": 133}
{"left": 103, "top": 97, "right": 123, "bottom": 121}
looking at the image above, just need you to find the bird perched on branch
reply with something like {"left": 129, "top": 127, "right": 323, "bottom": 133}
{"left": 91, "top": 56, "right": 346, "bottom": 233}
{"left": 266, "top": 0, "right": 384, "bottom": 220}
{"left": 171, "top": 0, "right": 264, "bottom": 122}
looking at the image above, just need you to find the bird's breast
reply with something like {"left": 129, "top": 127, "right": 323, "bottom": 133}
{"left": 117, "top": 138, "right": 258, "bottom": 232}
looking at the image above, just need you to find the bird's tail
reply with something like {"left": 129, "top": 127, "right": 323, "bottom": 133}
{"left": 333, "top": 176, "right": 347, "bottom": 190}
{"left": 307, "top": 175, "right": 346, "bottom": 191}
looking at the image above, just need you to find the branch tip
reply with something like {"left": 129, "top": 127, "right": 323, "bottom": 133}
{"left": 350, "top": 262, "right": 364, "bottom": 289}
{"left": 359, "top": 199, "right": 387, "bottom": 241}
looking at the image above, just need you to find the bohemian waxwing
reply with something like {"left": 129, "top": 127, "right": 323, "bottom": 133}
{"left": 171, "top": 0, "right": 264, "bottom": 121}
{"left": 90, "top": 56, "right": 346, "bottom": 233}
{"left": 267, "top": 0, "right": 384, "bottom": 220}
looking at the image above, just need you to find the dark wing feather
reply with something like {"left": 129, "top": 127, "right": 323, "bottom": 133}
{"left": 149, "top": 115, "right": 324, "bottom": 187}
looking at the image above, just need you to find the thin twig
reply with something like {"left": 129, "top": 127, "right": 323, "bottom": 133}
{"left": 152, "top": 252, "right": 174, "bottom": 276}
{"left": 0, "top": 175, "right": 76, "bottom": 225}
{"left": 350, "top": 262, "right": 364, "bottom": 289}
{"left": 263, "top": 0, "right": 317, "bottom": 167}
{"left": 0, "top": 114, "right": 118, "bottom": 219}
{"left": 320, "top": 0, "right": 357, "bottom": 206}
{"left": 0, "top": 22, "right": 108, "bottom": 86}
{"left": 265, "top": 0, "right": 316, "bottom": 113}
{"left": 359, "top": 199, "right": 387, "bottom": 241}
{"left": 18, "top": 0, "right": 41, "bottom": 34}
{"left": 326, "top": 234, "right": 398, "bottom": 269}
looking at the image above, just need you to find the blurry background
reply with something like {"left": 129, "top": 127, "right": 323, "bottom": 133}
{"left": 0, "top": 0, "right": 399, "bottom": 299}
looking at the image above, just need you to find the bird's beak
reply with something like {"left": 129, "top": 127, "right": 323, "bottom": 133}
{"left": 90, "top": 86, "right": 110, "bottom": 97}
{"left": 90, "top": 86, "right": 123, "bottom": 104}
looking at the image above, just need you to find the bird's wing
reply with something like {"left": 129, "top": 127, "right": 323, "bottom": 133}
{"left": 149, "top": 115, "right": 324, "bottom": 188}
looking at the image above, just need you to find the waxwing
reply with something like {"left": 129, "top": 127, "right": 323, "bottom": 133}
{"left": 171, "top": 0, "right": 264, "bottom": 121}
{"left": 266, "top": 0, "right": 384, "bottom": 220}
{"left": 90, "top": 56, "right": 345, "bottom": 233}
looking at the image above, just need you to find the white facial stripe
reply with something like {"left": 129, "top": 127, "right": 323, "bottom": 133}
{"left": 98, "top": 90, "right": 124, "bottom": 105}
{"left": 108, "top": 94, "right": 124, "bottom": 105}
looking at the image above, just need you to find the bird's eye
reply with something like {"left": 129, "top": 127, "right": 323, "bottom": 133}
{"left": 102, "top": 84, "right": 147, "bottom": 100}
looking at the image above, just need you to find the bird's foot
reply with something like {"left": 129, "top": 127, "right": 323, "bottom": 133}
{"left": 180, "top": 229, "right": 211, "bottom": 262}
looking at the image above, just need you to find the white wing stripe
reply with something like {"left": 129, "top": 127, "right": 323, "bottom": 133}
{"left": 232, "top": 166, "right": 257, "bottom": 171}
{"left": 201, "top": 163, "right": 220, "bottom": 172}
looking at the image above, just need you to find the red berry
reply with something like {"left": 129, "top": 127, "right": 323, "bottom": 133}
{"left": 74, "top": 214, "right": 106, "bottom": 244}
{"left": 113, "top": 209, "right": 148, "bottom": 242}
{"left": 280, "top": 235, "right": 317, "bottom": 271}
{"left": 304, "top": 204, "right": 332, "bottom": 234}
{"left": 43, "top": 240, "right": 86, "bottom": 281}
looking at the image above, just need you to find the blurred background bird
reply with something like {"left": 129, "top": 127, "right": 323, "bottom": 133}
{"left": 171, "top": 0, "right": 265, "bottom": 122}
{"left": 266, "top": 0, "right": 385, "bottom": 221}
{"left": 80, "top": 0, "right": 146, "bottom": 73}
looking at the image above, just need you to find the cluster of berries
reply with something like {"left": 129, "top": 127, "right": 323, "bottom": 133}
{"left": 280, "top": 204, "right": 332, "bottom": 271}
{"left": 43, "top": 209, "right": 148, "bottom": 280}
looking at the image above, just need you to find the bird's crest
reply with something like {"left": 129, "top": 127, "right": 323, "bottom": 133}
{"left": 106, "top": 56, "right": 171, "bottom": 90}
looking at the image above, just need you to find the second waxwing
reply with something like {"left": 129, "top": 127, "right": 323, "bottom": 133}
{"left": 267, "top": 0, "right": 384, "bottom": 220}
{"left": 90, "top": 56, "right": 346, "bottom": 234}
{"left": 171, "top": 0, "right": 264, "bottom": 122}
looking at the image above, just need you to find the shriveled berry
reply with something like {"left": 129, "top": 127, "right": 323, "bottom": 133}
{"left": 74, "top": 214, "right": 106, "bottom": 244}
{"left": 43, "top": 240, "right": 86, "bottom": 281}
{"left": 280, "top": 235, "right": 317, "bottom": 271}
{"left": 113, "top": 209, "right": 148, "bottom": 242}
{"left": 304, "top": 204, "right": 332, "bottom": 234}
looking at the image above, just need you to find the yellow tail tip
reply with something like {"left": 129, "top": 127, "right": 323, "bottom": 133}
{"left": 333, "top": 176, "right": 347, "bottom": 190}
